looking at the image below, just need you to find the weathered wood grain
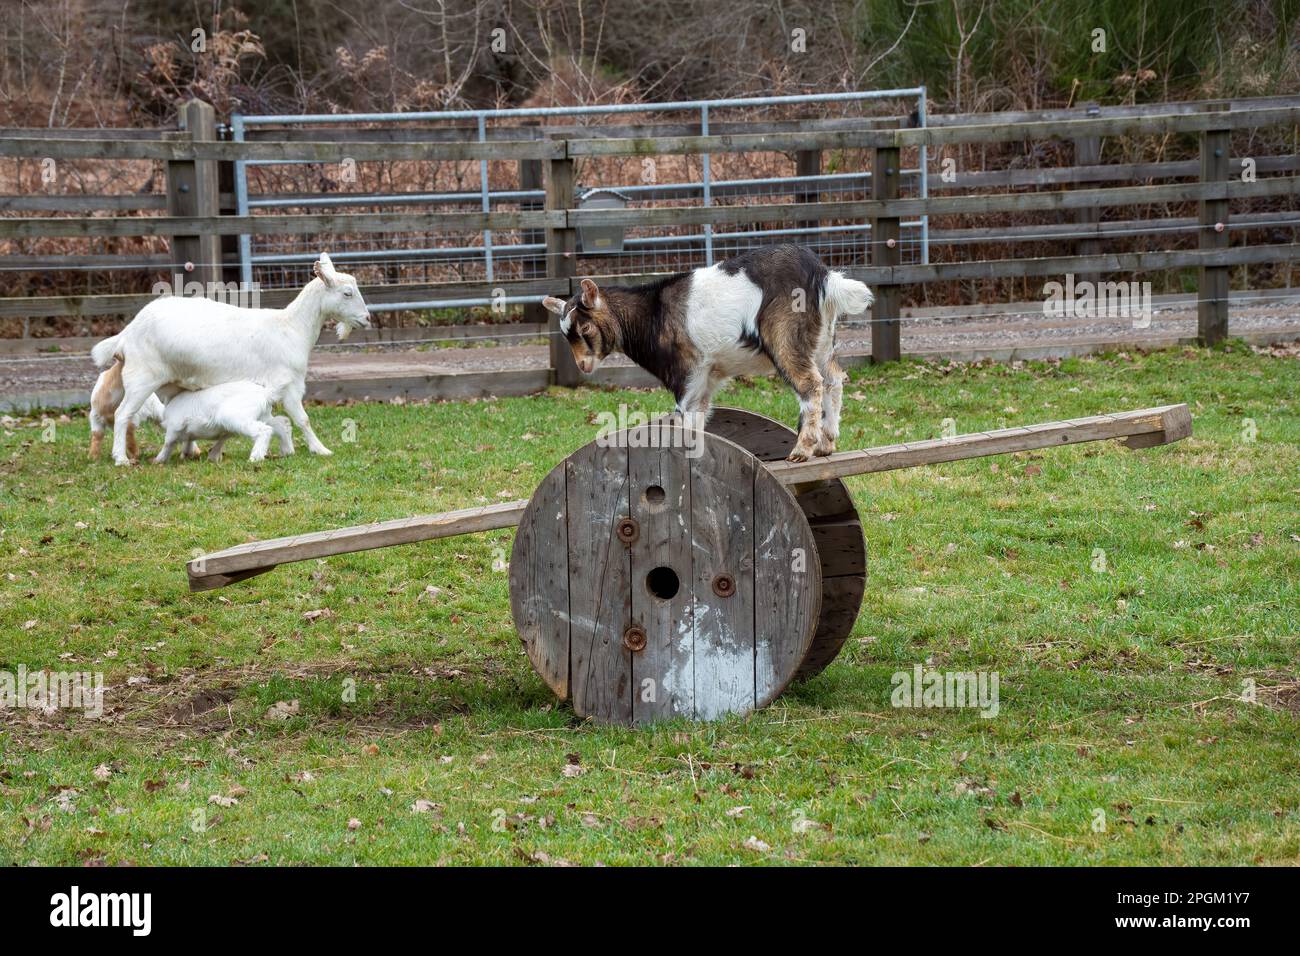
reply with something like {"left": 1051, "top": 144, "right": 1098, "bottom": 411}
{"left": 754, "top": 464, "right": 822, "bottom": 704}
{"left": 689, "top": 434, "right": 757, "bottom": 719}
{"left": 186, "top": 499, "right": 527, "bottom": 591}
{"left": 765, "top": 405, "right": 1192, "bottom": 484}
{"left": 628, "top": 426, "right": 695, "bottom": 722}
{"left": 565, "top": 441, "right": 633, "bottom": 724}
{"left": 510, "top": 460, "right": 570, "bottom": 699}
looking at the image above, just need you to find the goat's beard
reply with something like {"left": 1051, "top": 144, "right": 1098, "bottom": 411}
{"left": 335, "top": 321, "right": 353, "bottom": 341}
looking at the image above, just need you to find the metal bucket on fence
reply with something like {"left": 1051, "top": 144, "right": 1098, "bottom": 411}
{"left": 577, "top": 188, "right": 631, "bottom": 254}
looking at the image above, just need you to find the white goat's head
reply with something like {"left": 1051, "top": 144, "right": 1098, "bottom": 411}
{"left": 312, "top": 253, "right": 371, "bottom": 340}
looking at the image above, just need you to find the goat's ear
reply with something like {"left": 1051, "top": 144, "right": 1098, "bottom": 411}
{"left": 313, "top": 253, "right": 338, "bottom": 287}
{"left": 542, "top": 296, "right": 567, "bottom": 316}
{"left": 579, "top": 278, "right": 602, "bottom": 309}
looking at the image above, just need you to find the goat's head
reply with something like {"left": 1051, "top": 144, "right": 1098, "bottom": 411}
{"left": 313, "top": 253, "right": 372, "bottom": 340}
{"left": 543, "top": 278, "right": 617, "bottom": 375}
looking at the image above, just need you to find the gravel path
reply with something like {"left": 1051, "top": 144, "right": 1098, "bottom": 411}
{"left": 3, "top": 302, "right": 1297, "bottom": 408}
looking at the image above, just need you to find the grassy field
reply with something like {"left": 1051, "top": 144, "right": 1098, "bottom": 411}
{"left": 1, "top": 344, "right": 1296, "bottom": 866}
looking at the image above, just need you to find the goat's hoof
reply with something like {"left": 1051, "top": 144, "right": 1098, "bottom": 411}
{"left": 786, "top": 449, "right": 811, "bottom": 463}
{"left": 813, "top": 441, "right": 836, "bottom": 457}
{"left": 311, "top": 446, "right": 333, "bottom": 456}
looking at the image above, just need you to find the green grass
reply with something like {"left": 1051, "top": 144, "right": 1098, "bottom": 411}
{"left": 1, "top": 344, "right": 1296, "bottom": 866}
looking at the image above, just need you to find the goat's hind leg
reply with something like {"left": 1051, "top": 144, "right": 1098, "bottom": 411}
{"left": 269, "top": 416, "right": 294, "bottom": 456}
{"left": 766, "top": 325, "right": 826, "bottom": 462}
{"left": 817, "top": 356, "right": 845, "bottom": 457}
{"left": 111, "top": 378, "right": 162, "bottom": 466}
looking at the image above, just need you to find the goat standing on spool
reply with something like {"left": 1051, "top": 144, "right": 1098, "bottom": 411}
{"left": 91, "top": 253, "right": 370, "bottom": 466}
{"left": 543, "top": 244, "right": 872, "bottom": 461}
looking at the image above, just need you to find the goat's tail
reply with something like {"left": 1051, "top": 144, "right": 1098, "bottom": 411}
{"left": 823, "top": 270, "right": 873, "bottom": 319}
{"left": 91, "top": 334, "right": 123, "bottom": 370}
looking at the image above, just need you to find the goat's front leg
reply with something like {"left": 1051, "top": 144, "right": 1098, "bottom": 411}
{"left": 153, "top": 428, "right": 182, "bottom": 464}
{"left": 282, "top": 392, "right": 331, "bottom": 456}
{"left": 674, "top": 366, "right": 725, "bottom": 436}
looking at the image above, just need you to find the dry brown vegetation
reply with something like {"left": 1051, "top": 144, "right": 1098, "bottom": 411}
{"left": 2, "top": 0, "right": 1298, "bottom": 336}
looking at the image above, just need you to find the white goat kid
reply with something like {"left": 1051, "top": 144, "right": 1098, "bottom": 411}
{"left": 154, "top": 381, "right": 293, "bottom": 464}
{"left": 91, "top": 253, "right": 370, "bottom": 466}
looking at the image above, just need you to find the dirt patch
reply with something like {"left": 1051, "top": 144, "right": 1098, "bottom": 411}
{"left": 1, "top": 658, "right": 521, "bottom": 743}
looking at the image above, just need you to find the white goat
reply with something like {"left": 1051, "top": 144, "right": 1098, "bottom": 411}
{"left": 91, "top": 253, "right": 370, "bottom": 466}
{"left": 154, "top": 381, "right": 293, "bottom": 464}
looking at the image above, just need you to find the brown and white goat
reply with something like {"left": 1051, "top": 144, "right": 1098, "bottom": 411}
{"left": 543, "top": 244, "right": 872, "bottom": 460}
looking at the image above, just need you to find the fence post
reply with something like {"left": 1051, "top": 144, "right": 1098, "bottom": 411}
{"left": 1198, "top": 104, "right": 1231, "bottom": 346}
{"left": 216, "top": 117, "right": 240, "bottom": 286}
{"left": 166, "top": 99, "right": 220, "bottom": 290}
{"left": 545, "top": 141, "right": 580, "bottom": 386}
{"left": 795, "top": 148, "right": 821, "bottom": 232}
{"left": 1072, "top": 102, "right": 1101, "bottom": 290}
{"left": 870, "top": 143, "right": 902, "bottom": 363}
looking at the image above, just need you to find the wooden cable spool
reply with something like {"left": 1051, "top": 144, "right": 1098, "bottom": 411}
{"left": 184, "top": 404, "right": 1192, "bottom": 727}
{"left": 510, "top": 412, "right": 840, "bottom": 724}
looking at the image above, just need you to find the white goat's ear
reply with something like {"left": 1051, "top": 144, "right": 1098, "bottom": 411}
{"left": 579, "top": 278, "right": 602, "bottom": 309}
{"left": 313, "top": 253, "right": 338, "bottom": 287}
{"left": 542, "top": 296, "right": 567, "bottom": 316}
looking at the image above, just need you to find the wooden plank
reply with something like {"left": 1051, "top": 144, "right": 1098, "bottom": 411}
{"left": 564, "top": 175, "right": 1300, "bottom": 229}
{"left": 0, "top": 138, "right": 564, "bottom": 161}
{"left": 565, "top": 441, "right": 633, "bottom": 724}
{"left": 764, "top": 404, "right": 1192, "bottom": 485}
{"left": 510, "top": 460, "right": 570, "bottom": 699}
{"left": 628, "top": 428, "right": 694, "bottom": 721}
{"left": 577, "top": 241, "right": 1300, "bottom": 293}
{"left": 186, "top": 499, "right": 527, "bottom": 590}
{"left": 0, "top": 194, "right": 167, "bottom": 211}
{"left": 0, "top": 208, "right": 562, "bottom": 240}
{"left": 843, "top": 243, "right": 1300, "bottom": 285}
{"left": 0, "top": 277, "right": 559, "bottom": 320}
{"left": 754, "top": 466, "right": 821, "bottom": 705}
{"left": 563, "top": 106, "right": 1300, "bottom": 156}
{"left": 3, "top": 177, "right": 1294, "bottom": 244}
{"left": 689, "top": 435, "right": 755, "bottom": 719}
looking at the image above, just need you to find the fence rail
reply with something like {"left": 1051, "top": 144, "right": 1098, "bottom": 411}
{"left": 2, "top": 94, "right": 1298, "bottom": 367}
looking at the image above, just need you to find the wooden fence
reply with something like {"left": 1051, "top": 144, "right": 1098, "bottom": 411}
{"left": 2, "top": 95, "right": 1298, "bottom": 379}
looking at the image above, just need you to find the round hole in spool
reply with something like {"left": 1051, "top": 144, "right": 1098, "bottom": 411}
{"left": 645, "top": 566, "right": 680, "bottom": 600}
{"left": 642, "top": 484, "right": 666, "bottom": 509}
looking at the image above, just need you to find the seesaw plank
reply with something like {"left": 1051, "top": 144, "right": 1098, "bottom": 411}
{"left": 184, "top": 404, "right": 1190, "bottom": 591}
{"left": 186, "top": 499, "right": 528, "bottom": 591}
{"left": 764, "top": 404, "right": 1190, "bottom": 484}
